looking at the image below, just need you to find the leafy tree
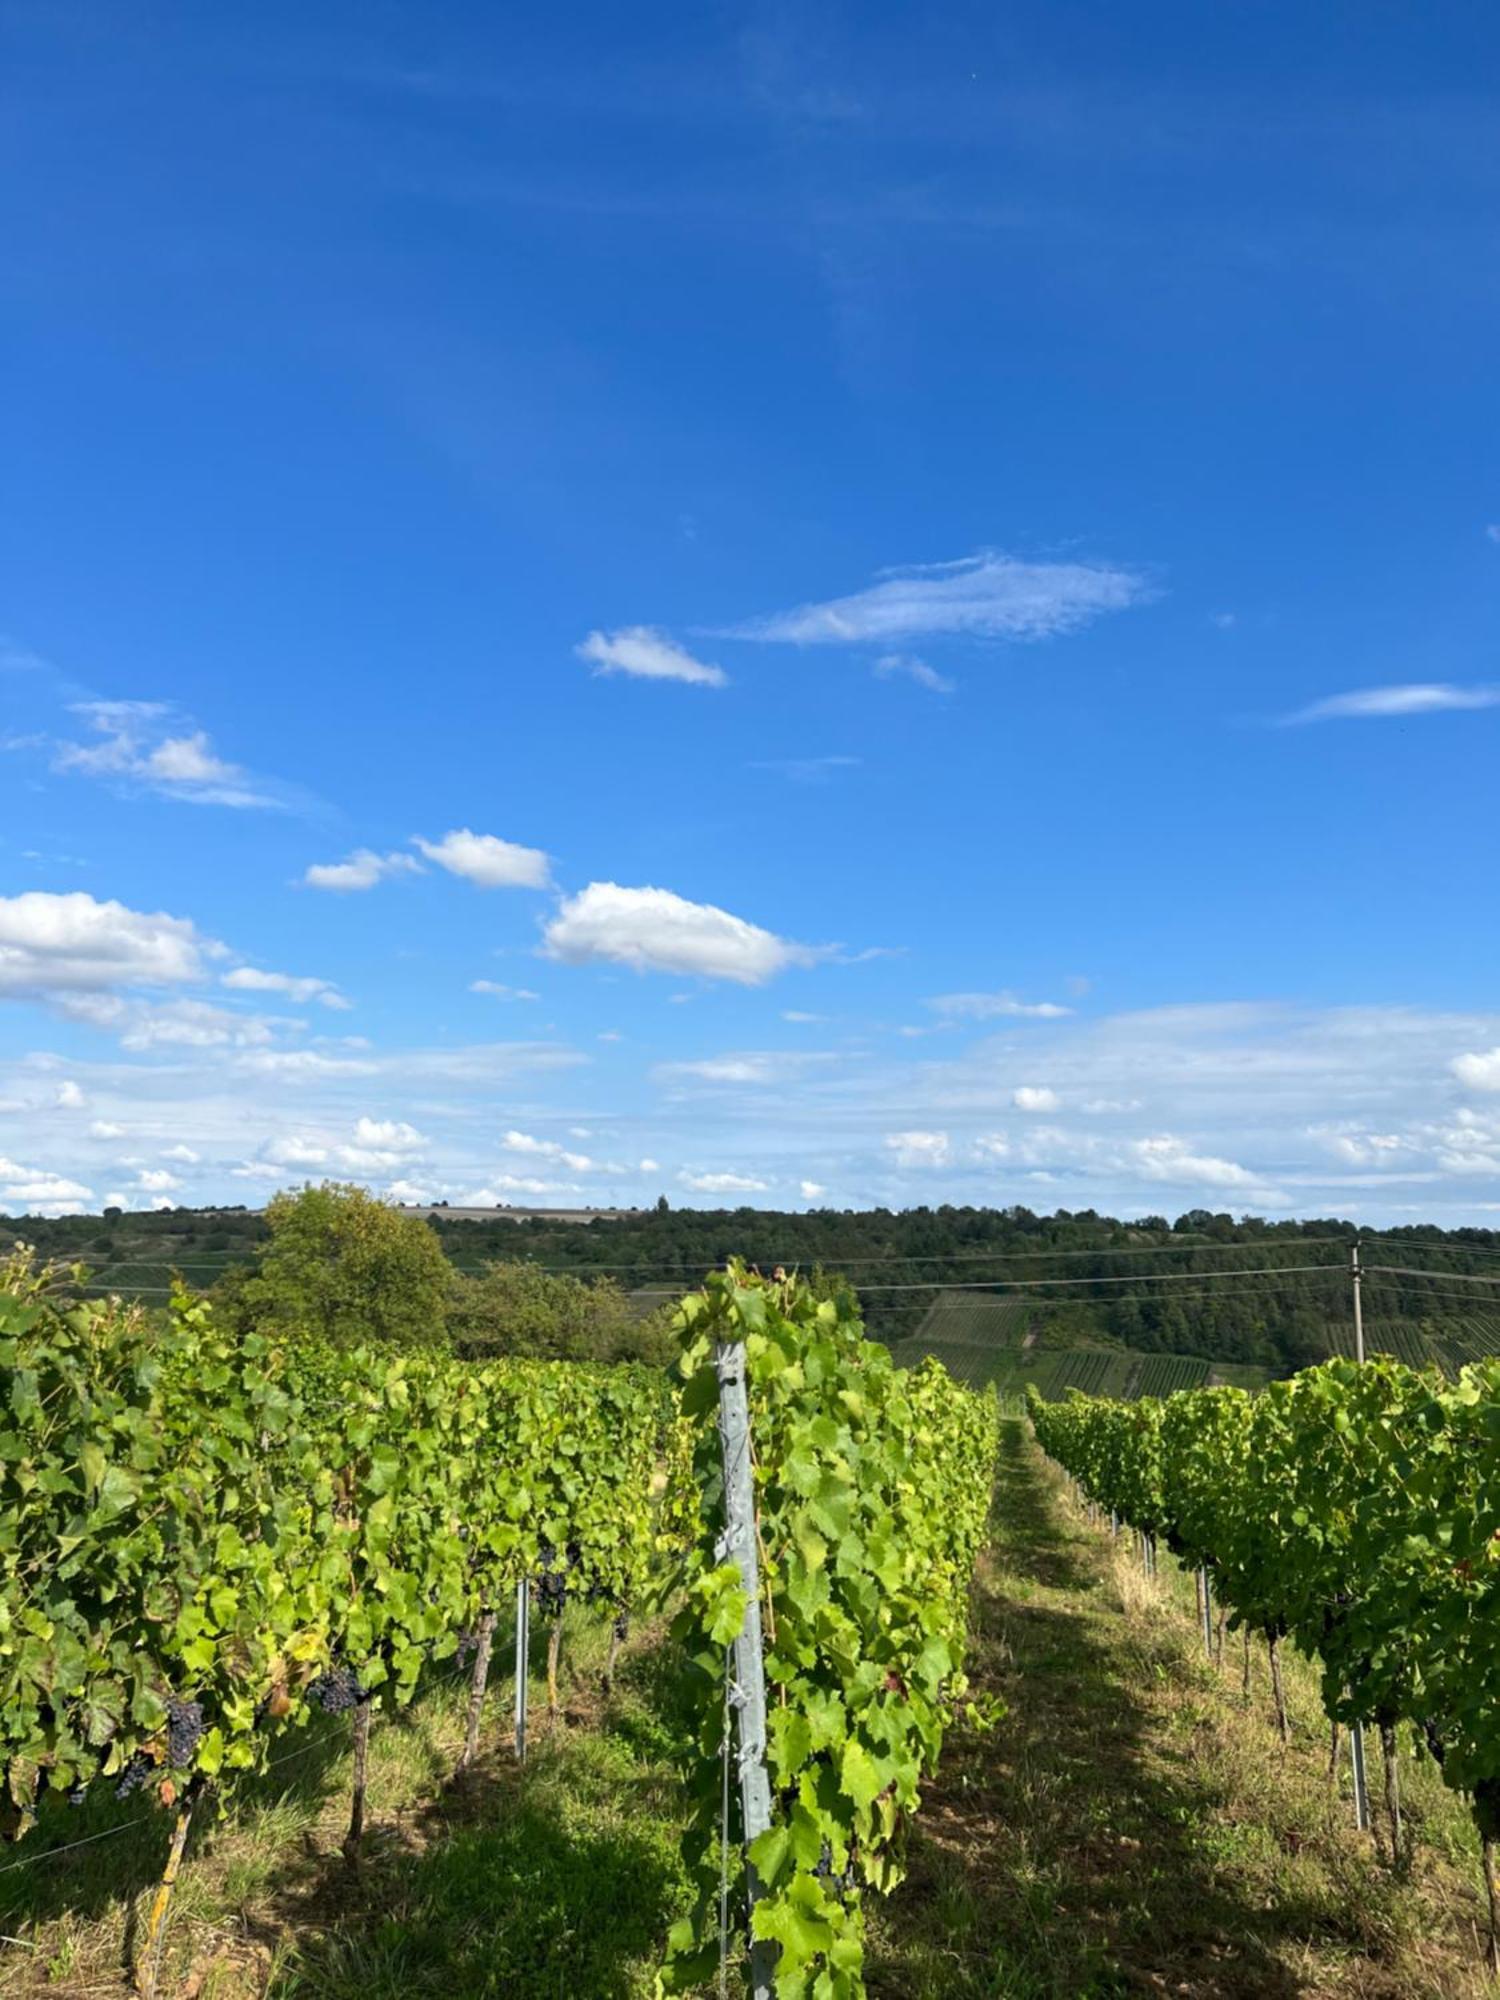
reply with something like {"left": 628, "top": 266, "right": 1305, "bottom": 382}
{"left": 447, "top": 1258, "right": 673, "bottom": 1365}
{"left": 220, "top": 1182, "right": 450, "bottom": 1350}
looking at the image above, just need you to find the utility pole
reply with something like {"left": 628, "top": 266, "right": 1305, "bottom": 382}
{"left": 1351, "top": 1240, "right": 1366, "bottom": 1364}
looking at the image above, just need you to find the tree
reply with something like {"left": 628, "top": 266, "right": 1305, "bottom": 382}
{"left": 221, "top": 1183, "right": 450, "bottom": 1350}
{"left": 447, "top": 1259, "right": 674, "bottom": 1365}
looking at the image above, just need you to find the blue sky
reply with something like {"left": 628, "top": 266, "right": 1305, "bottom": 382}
{"left": 4, "top": 0, "right": 1500, "bottom": 1221}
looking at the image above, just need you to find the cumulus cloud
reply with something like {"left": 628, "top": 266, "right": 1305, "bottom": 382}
{"left": 725, "top": 550, "right": 1151, "bottom": 646}
{"left": 800, "top": 1179, "right": 827, "bottom": 1200}
{"left": 679, "top": 1170, "right": 770, "bottom": 1194}
{"left": 303, "top": 849, "right": 423, "bottom": 892}
{"left": 0, "top": 891, "right": 213, "bottom": 998}
{"left": 930, "top": 991, "right": 1071, "bottom": 1021}
{"left": 1128, "top": 1134, "right": 1276, "bottom": 1195}
{"left": 55, "top": 1079, "right": 85, "bottom": 1109}
{"left": 1013, "top": 1085, "right": 1060, "bottom": 1112}
{"left": 162, "top": 1144, "right": 200, "bottom": 1163}
{"left": 885, "top": 1130, "right": 950, "bottom": 1167}
{"left": 576, "top": 627, "right": 727, "bottom": 688}
{"left": 413, "top": 828, "right": 552, "bottom": 890}
{"left": 1454, "top": 1048, "right": 1500, "bottom": 1091}
{"left": 385, "top": 1178, "right": 431, "bottom": 1203}
{"left": 223, "top": 967, "right": 350, "bottom": 1009}
{"left": 1286, "top": 684, "right": 1500, "bottom": 725}
{"left": 544, "top": 882, "right": 816, "bottom": 985}
{"left": 89, "top": 1120, "right": 127, "bottom": 1140}
{"left": 135, "top": 1167, "right": 181, "bottom": 1193}
{"left": 874, "top": 653, "right": 955, "bottom": 694}
{"left": 0, "top": 1157, "right": 93, "bottom": 1215}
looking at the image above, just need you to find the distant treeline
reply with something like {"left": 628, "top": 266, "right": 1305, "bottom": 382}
{"left": 10, "top": 1197, "right": 1500, "bottom": 1372}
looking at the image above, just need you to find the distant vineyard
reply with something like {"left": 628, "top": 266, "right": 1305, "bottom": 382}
{"left": 1325, "top": 1313, "right": 1500, "bottom": 1373}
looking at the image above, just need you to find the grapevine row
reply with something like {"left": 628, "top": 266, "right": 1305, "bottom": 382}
{"left": 1027, "top": 1359, "right": 1500, "bottom": 1964}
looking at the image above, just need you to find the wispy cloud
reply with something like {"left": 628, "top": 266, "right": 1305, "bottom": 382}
{"left": 576, "top": 626, "right": 727, "bottom": 687}
{"left": 470, "top": 979, "right": 540, "bottom": 1000}
{"left": 722, "top": 550, "right": 1152, "bottom": 646}
{"left": 222, "top": 967, "right": 350, "bottom": 1010}
{"left": 1285, "top": 683, "right": 1500, "bottom": 724}
{"left": 929, "top": 990, "right": 1072, "bottom": 1021}
{"left": 52, "top": 701, "right": 292, "bottom": 809}
{"left": 747, "top": 754, "right": 861, "bottom": 783}
{"left": 874, "top": 653, "right": 955, "bottom": 693}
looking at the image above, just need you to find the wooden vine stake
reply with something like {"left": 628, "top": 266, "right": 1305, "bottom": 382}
{"left": 134, "top": 1783, "right": 199, "bottom": 1999}
{"left": 602, "top": 1608, "right": 628, "bottom": 1694}
{"left": 1378, "top": 1721, "right": 1403, "bottom": 1867}
{"left": 343, "top": 1699, "right": 371, "bottom": 1861}
{"left": 546, "top": 1614, "right": 564, "bottom": 1724}
{"left": 1326, "top": 1718, "right": 1342, "bottom": 1798}
{"left": 458, "top": 1610, "right": 497, "bottom": 1773}
{"left": 1267, "top": 1634, "right": 1289, "bottom": 1743}
{"left": 1485, "top": 1836, "right": 1500, "bottom": 1979}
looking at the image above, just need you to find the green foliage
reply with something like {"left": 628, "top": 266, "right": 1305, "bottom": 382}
{"left": 665, "top": 1264, "right": 998, "bottom": 1999}
{"left": 447, "top": 1258, "right": 675, "bottom": 1365}
{"left": 0, "top": 1252, "right": 687, "bottom": 1833}
{"left": 221, "top": 1183, "right": 452, "bottom": 1351}
{"left": 1029, "top": 1357, "right": 1500, "bottom": 1846}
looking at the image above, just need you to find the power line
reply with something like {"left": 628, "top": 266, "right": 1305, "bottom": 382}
{"left": 1365, "top": 1264, "right": 1500, "bottom": 1289}
{"left": 849, "top": 1261, "right": 1344, "bottom": 1295}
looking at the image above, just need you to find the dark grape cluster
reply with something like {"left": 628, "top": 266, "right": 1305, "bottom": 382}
{"left": 307, "top": 1665, "right": 367, "bottom": 1713}
{"left": 67, "top": 1784, "right": 89, "bottom": 1809}
{"left": 611, "top": 1608, "right": 630, "bottom": 1645}
{"left": 166, "top": 1698, "right": 204, "bottom": 1767}
{"left": 532, "top": 1540, "right": 582, "bottom": 1617}
{"left": 811, "top": 1840, "right": 858, "bottom": 1897}
{"left": 114, "top": 1752, "right": 154, "bottom": 1800}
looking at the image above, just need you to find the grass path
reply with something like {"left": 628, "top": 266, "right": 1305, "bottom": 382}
{"left": 869, "top": 1417, "right": 1491, "bottom": 1999}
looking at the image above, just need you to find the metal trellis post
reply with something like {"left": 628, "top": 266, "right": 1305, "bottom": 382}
{"left": 715, "top": 1336, "right": 777, "bottom": 2000}
{"left": 514, "top": 1577, "right": 530, "bottom": 1765}
{"left": 1199, "top": 1568, "right": 1213, "bottom": 1656}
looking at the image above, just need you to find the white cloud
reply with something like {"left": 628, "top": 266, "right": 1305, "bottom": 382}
{"left": 351, "top": 1117, "right": 426, "bottom": 1153}
{"left": 385, "top": 1178, "right": 431, "bottom": 1203}
{"left": 52, "top": 704, "right": 280, "bottom": 809}
{"left": 113, "top": 998, "right": 283, "bottom": 1051}
{"left": 1128, "top": 1134, "right": 1274, "bottom": 1195}
{"left": 655, "top": 1051, "right": 836, "bottom": 1088}
{"left": 782, "top": 1010, "right": 826, "bottom": 1024}
{"left": 929, "top": 991, "right": 1072, "bottom": 1021}
{"left": 1287, "top": 684, "right": 1500, "bottom": 724}
{"left": 303, "top": 849, "right": 423, "bottom": 892}
{"left": 55, "top": 1079, "right": 85, "bottom": 1109}
{"left": 457, "top": 1176, "right": 580, "bottom": 1202}
{"left": 885, "top": 1130, "right": 950, "bottom": 1167}
{"left": 502, "top": 1129, "right": 593, "bottom": 1172}
{"left": 726, "top": 550, "right": 1151, "bottom": 646}
{"left": 544, "top": 882, "right": 816, "bottom": 985}
{"left": 162, "top": 1144, "right": 200, "bottom": 1163}
{"left": 748, "top": 755, "right": 861, "bottom": 783}
{"left": 577, "top": 627, "right": 727, "bottom": 688}
{"left": 89, "top": 1119, "right": 127, "bottom": 1140}
{"left": 267, "top": 1137, "right": 330, "bottom": 1167}
{"left": 413, "top": 828, "right": 552, "bottom": 890}
{"left": 638, "top": 1156, "right": 661, "bottom": 1173}
{"left": 1013, "top": 1085, "right": 1060, "bottom": 1112}
{"left": 800, "top": 1180, "right": 826, "bottom": 1200}
{"left": 679, "top": 1170, "right": 770, "bottom": 1194}
{"left": 1454, "top": 1048, "right": 1500, "bottom": 1091}
{"left": 0, "top": 891, "right": 213, "bottom": 999}
{"left": 0, "top": 1158, "right": 94, "bottom": 1215}
{"left": 874, "top": 653, "right": 955, "bottom": 694}
{"left": 102, "top": 1190, "right": 128, "bottom": 1209}
{"left": 471, "top": 980, "right": 540, "bottom": 1001}
{"left": 223, "top": 967, "right": 350, "bottom": 1009}
{"left": 135, "top": 1167, "right": 181, "bottom": 1193}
